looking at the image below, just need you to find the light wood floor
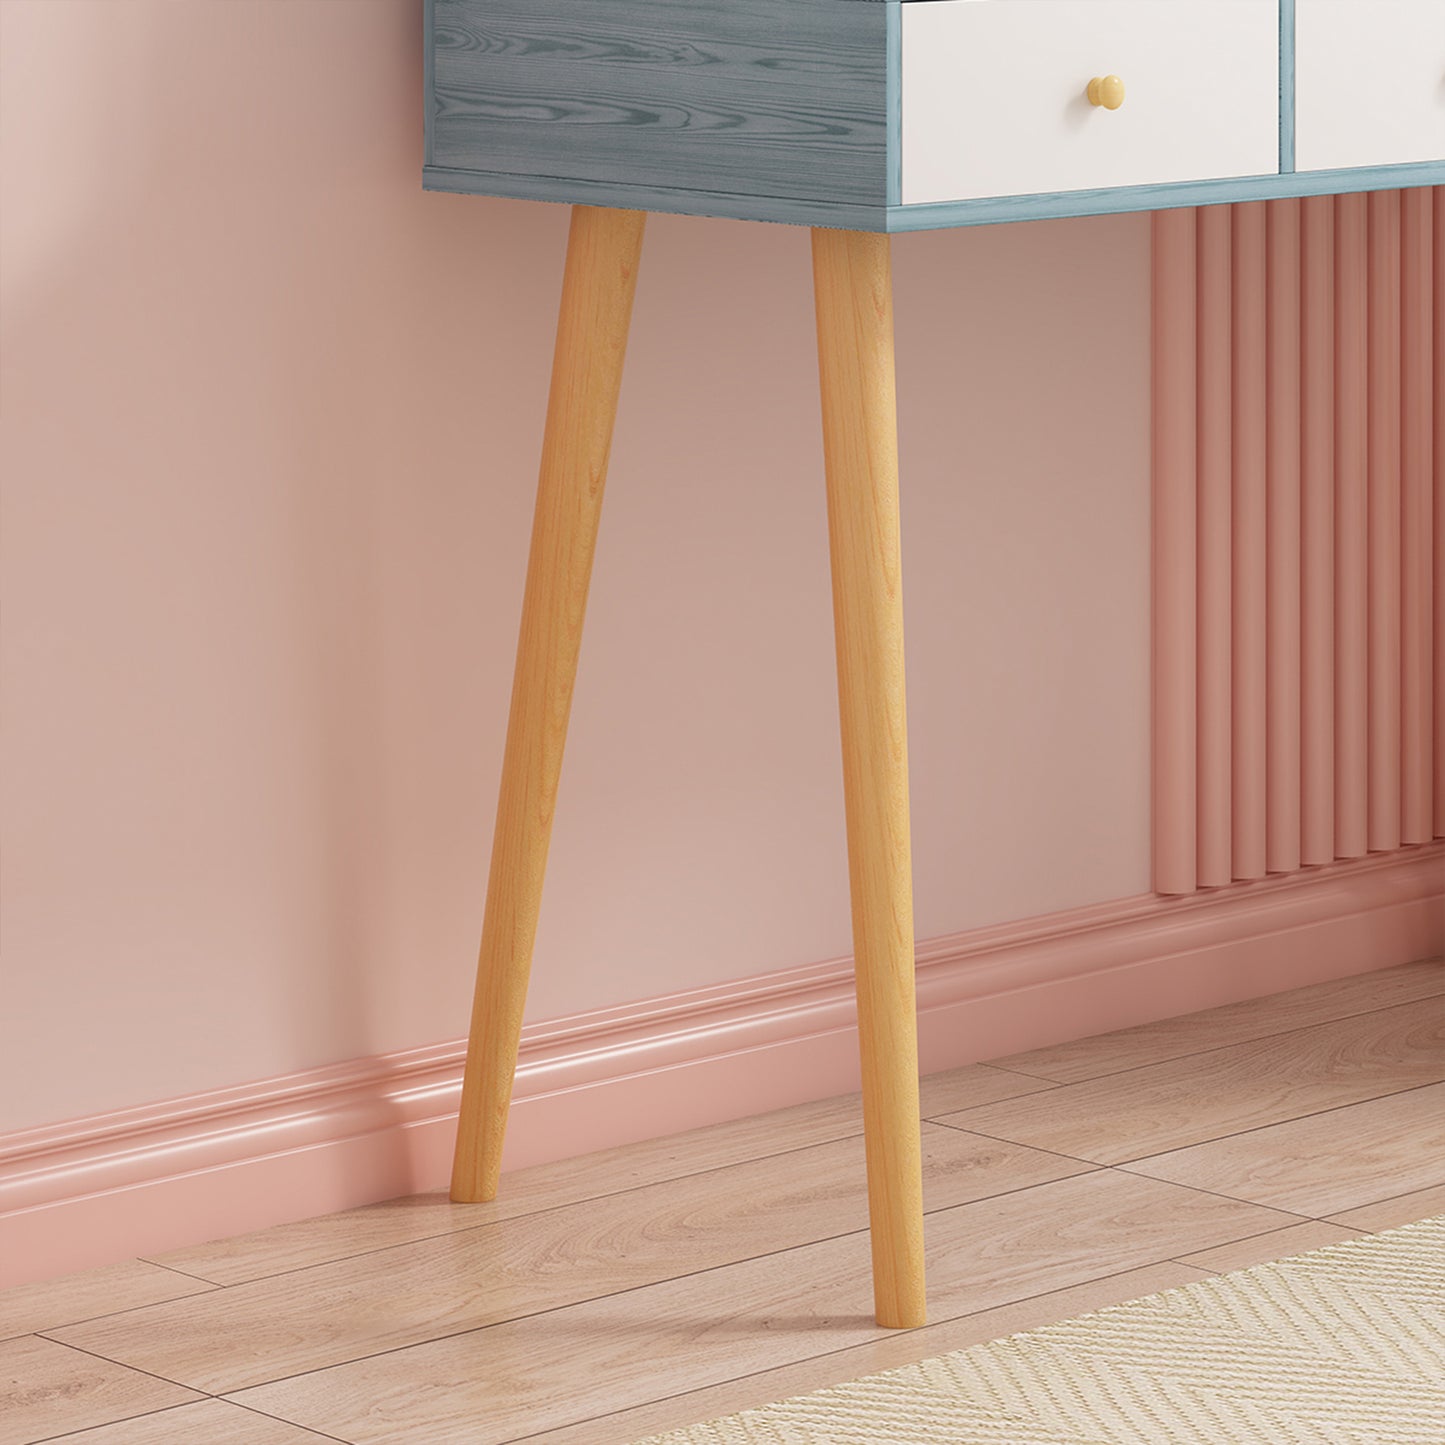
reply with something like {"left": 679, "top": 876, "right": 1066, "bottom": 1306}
{"left": 4, "top": 957, "right": 1443, "bottom": 1445}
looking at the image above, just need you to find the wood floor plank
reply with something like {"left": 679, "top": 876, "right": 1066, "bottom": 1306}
{"left": 917, "top": 1061, "right": 1059, "bottom": 1114}
{"left": 52, "top": 1123, "right": 1090, "bottom": 1394}
{"left": 11, "top": 968, "right": 1440, "bottom": 1444}
{"left": 48, "top": 1398, "right": 338, "bottom": 1443}
{"left": 1172, "top": 1220, "right": 1361, "bottom": 1273}
{"left": 0, "top": 1335, "right": 200, "bottom": 1445}
{"left": 518, "top": 1261, "right": 1213, "bottom": 1445}
{"left": 0, "top": 1259, "right": 216, "bottom": 1342}
{"left": 151, "top": 1064, "right": 1050, "bottom": 1286}
{"left": 227, "top": 1172, "right": 1295, "bottom": 1445}
{"left": 1125, "top": 1082, "right": 1445, "bottom": 1216}
{"left": 1325, "top": 1182, "right": 1445, "bottom": 1232}
{"left": 993, "top": 957, "right": 1445, "bottom": 1083}
{"left": 934, "top": 996, "right": 1445, "bottom": 1164}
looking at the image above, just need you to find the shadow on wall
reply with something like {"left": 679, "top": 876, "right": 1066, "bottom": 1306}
{"left": 0, "top": 0, "right": 557, "bottom": 1148}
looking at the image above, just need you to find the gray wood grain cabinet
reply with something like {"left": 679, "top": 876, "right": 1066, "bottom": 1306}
{"left": 425, "top": 0, "right": 1445, "bottom": 231}
{"left": 427, "top": 0, "right": 1444, "bottom": 1335}
{"left": 426, "top": 0, "right": 887, "bottom": 227}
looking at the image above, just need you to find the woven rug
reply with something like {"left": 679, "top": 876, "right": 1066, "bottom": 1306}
{"left": 637, "top": 1214, "right": 1445, "bottom": 1444}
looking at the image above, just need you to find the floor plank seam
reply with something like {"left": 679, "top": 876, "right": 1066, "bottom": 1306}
{"left": 133, "top": 1259, "right": 228, "bottom": 1287}
{"left": 987, "top": 979, "right": 1445, "bottom": 1087}
{"left": 126, "top": 1127, "right": 1098, "bottom": 1309}
{"left": 29, "top": 1402, "right": 215, "bottom": 1445}
{"left": 1322, "top": 1180, "right": 1445, "bottom": 1223}
{"left": 10, "top": 963, "right": 1441, "bottom": 1445}
{"left": 31, "top": 1331, "right": 219, "bottom": 1397}
{"left": 487, "top": 1256, "right": 1247, "bottom": 1445}
{"left": 10, "top": 1282, "right": 227, "bottom": 1342}
{"left": 225, "top": 1397, "right": 355, "bottom": 1444}
{"left": 1107, "top": 1075, "right": 1445, "bottom": 1167}
{"left": 196, "top": 1170, "right": 1169, "bottom": 1397}
{"left": 968, "top": 1064, "right": 1064, "bottom": 1086}
{"left": 1097, "top": 1168, "right": 1323, "bottom": 1223}
{"left": 921, "top": 1118, "right": 1111, "bottom": 1168}
{"left": 1106, "top": 1163, "right": 1330, "bottom": 1215}
{"left": 162, "top": 1127, "right": 889, "bottom": 1290}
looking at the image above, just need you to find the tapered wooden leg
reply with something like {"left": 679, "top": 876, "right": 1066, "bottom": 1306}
{"left": 451, "top": 205, "right": 646, "bottom": 1203}
{"left": 811, "top": 227, "right": 926, "bottom": 1329}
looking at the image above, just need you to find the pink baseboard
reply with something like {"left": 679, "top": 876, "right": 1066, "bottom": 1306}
{"left": 3, "top": 844, "right": 1441, "bottom": 1288}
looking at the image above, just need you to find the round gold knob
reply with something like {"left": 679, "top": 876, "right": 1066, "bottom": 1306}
{"left": 1087, "top": 75, "right": 1126, "bottom": 110}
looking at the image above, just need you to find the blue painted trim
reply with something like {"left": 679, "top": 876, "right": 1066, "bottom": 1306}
{"left": 423, "top": 165, "right": 890, "bottom": 231}
{"left": 1279, "top": 0, "right": 1295, "bottom": 174}
{"left": 885, "top": 0, "right": 902, "bottom": 209}
{"left": 885, "top": 159, "right": 1445, "bottom": 233}
{"left": 424, "top": 153, "right": 1445, "bottom": 232}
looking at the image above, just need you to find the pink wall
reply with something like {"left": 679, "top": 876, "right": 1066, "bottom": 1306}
{"left": 0, "top": 0, "right": 1150, "bottom": 1136}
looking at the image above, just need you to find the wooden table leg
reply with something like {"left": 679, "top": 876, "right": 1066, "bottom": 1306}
{"left": 451, "top": 204, "right": 646, "bottom": 1203}
{"left": 811, "top": 226, "right": 927, "bottom": 1329}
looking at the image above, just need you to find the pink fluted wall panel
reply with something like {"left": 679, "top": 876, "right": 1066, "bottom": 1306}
{"left": 1300, "top": 195, "right": 1337, "bottom": 867}
{"left": 1436, "top": 190, "right": 1445, "bottom": 841}
{"left": 1232, "top": 203, "right": 1269, "bottom": 881}
{"left": 1151, "top": 210, "right": 1199, "bottom": 896}
{"left": 1334, "top": 194, "right": 1370, "bottom": 860}
{"left": 1400, "top": 190, "right": 1434, "bottom": 847}
{"left": 1367, "top": 192, "right": 1403, "bottom": 853}
{"left": 1153, "top": 188, "right": 1445, "bottom": 891}
{"left": 1197, "top": 206, "right": 1235, "bottom": 887}
{"left": 1266, "top": 199, "right": 1302, "bottom": 877}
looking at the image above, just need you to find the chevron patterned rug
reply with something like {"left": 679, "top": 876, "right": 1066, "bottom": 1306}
{"left": 637, "top": 1214, "right": 1445, "bottom": 1444}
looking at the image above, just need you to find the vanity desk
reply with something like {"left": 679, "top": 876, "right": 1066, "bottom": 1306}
{"left": 424, "top": 0, "right": 1445, "bottom": 1329}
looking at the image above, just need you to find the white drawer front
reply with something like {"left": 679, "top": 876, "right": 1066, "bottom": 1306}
{"left": 901, "top": 0, "right": 1281, "bottom": 207}
{"left": 1295, "top": 1, "right": 1445, "bottom": 172}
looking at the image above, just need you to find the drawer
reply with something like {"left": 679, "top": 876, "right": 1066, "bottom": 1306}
{"left": 901, "top": 0, "right": 1280, "bottom": 207}
{"left": 1295, "top": 1, "right": 1445, "bottom": 171}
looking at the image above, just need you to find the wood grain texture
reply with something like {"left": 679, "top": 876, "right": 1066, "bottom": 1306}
{"left": 0, "top": 1336, "right": 199, "bottom": 1445}
{"left": 812, "top": 225, "right": 923, "bottom": 1329}
{"left": 993, "top": 956, "right": 1445, "bottom": 1084}
{"left": 429, "top": 0, "right": 887, "bottom": 207}
{"left": 148, "top": 1063, "right": 1051, "bottom": 1287}
{"left": 227, "top": 1173, "right": 1293, "bottom": 1445}
{"left": 423, "top": 161, "right": 887, "bottom": 229}
{"left": 451, "top": 206, "right": 645, "bottom": 1205}
{"left": 518, "top": 1262, "right": 1211, "bottom": 1445}
{"left": 49, "top": 1400, "right": 336, "bottom": 1445}
{"left": 8, "top": 971, "right": 1440, "bottom": 1444}
{"left": 1326, "top": 1181, "right": 1445, "bottom": 1232}
{"left": 935, "top": 995, "right": 1445, "bottom": 1164}
{"left": 0, "top": 1258, "right": 213, "bottom": 1342}
{"left": 1125, "top": 1081, "right": 1445, "bottom": 1217}
{"left": 54, "top": 1125, "right": 1084, "bottom": 1394}
{"left": 1172, "top": 1220, "right": 1359, "bottom": 1274}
